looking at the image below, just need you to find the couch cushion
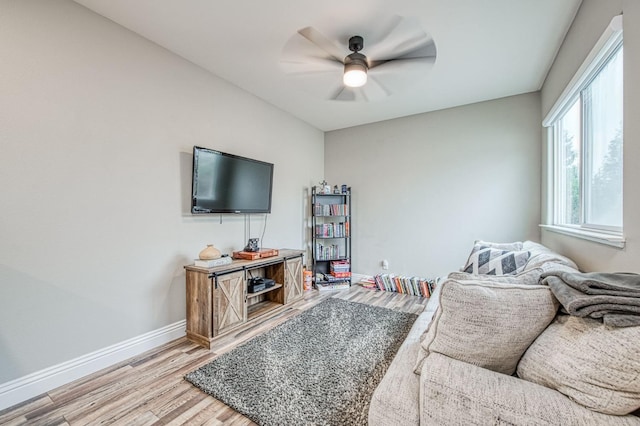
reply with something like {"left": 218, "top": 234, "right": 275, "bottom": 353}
{"left": 368, "top": 308, "right": 436, "bottom": 426}
{"left": 421, "top": 353, "right": 640, "bottom": 425}
{"left": 462, "top": 244, "right": 530, "bottom": 275}
{"left": 522, "top": 240, "right": 579, "bottom": 271}
{"left": 447, "top": 267, "right": 544, "bottom": 286}
{"left": 517, "top": 315, "right": 640, "bottom": 415}
{"left": 414, "top": 279, "right": 559, "bottom": 375}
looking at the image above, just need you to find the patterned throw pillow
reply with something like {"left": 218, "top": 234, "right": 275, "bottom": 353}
{"left": 463, "top": 244, "right": 530, "bottom": 275}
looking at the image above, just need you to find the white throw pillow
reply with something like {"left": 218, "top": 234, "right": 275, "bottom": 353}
{"left": 517, "top": 315, "right": 640, "bottom": 415}
{"left": 414, "top": 279, "right": 559, "bottom": 375}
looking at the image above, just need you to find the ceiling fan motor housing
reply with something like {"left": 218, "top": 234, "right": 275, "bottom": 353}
{"left": 348, "top": 35, "right": 364, "bottom": 53}
{"left": 344, "top": 52, "right": 367, "bottom": 68}
{"left": 345, "top": 35, "right": 368, "bottom": 71}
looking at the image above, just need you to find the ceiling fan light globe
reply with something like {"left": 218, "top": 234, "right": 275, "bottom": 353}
{"left": 343, "top": 64, "right": 367, "bottom": 87}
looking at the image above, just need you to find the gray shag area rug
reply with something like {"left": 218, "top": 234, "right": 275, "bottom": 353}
{"left": 185, "top": 297, "right": 417, "bottom": 426}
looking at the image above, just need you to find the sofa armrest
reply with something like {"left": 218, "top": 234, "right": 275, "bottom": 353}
{"left": 420, "top": 353, "right": 640, "bottom": 425}
{"left": 368, "top": 309, "right": 436, "bottom": 426}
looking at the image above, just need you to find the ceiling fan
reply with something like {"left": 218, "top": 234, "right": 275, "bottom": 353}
{"left": 281, "top": 16, "right": 437, "bottom": 102}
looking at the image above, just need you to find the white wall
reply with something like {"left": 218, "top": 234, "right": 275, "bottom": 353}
{"left": 540, "top": 0, "right": 640, "bottom": 272}
{"left": 0, "top": 0, "right": 323, "bottom": 384}
{"left": 324, "top": 93, "right": 542, "bottom": 279}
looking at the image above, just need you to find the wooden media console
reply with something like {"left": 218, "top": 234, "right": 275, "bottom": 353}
{"left": 184, "top": 249, "right": 304, "bottom": 349}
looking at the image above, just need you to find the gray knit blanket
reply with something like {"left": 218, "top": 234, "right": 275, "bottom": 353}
{"left": 541, "top": 271, "right": 640, "bottom": 327}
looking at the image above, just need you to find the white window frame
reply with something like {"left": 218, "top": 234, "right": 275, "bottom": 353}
{"left": 541, "top": 15, "right": 624, "bottom": 248}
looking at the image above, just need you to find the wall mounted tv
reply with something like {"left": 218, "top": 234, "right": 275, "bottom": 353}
{"left": 191, "top": 146, "right": 274, "bottom": 214}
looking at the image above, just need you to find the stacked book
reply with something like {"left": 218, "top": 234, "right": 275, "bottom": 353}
{"left": 315, "top": 273, "right": 350, "bottom": 291}
{"left": 358, "top": 277, "right": 378, "bottom": 290}
{"left": 330, "top": 260, "right": 351, "bottom": 279}
{"left": 373, "top": 274, "right": 436, "bottom": 298}
{"left": 315, "top": 281, "right": 350, "bottom": 292}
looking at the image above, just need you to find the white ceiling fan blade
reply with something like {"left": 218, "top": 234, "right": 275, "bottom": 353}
{"left": 280, "top": 27, "right": 347, "bottom": 100}
{"left": 372, "top": 35, "right": 436, "bottom": 62}
{"left": 368, "top": 57, "right": 435, "bottom": 95}
{"left": 281, "top": 57, "right": 343, "bottom": 75}
{"left": 331, "top": 86, "right": 356, "bottom": 101}
{"left": 330, "top": 77, "right": 391, "bottom": 102}
{"left": 392, "top": 36, "right": 437, "bottom": 60}
{"left": 282, "top": 30, "right": 343, "bottom": 62}
{"left": 297, "top": 26, "right": 345, "bottom": 63}
{"left": 369, "top": 56, "right": 436, "bottom": 73}
{"left": 366, "top": 16, "right": 436, "bottom": 61}
{"left": 369, "top": 15, "right": 404, "bottom": 47}
{"left": 361, "top": 75, "right": 392, "bottom": 100}
{"left": 285, "top": 70, "right": 344, "bottom": 100}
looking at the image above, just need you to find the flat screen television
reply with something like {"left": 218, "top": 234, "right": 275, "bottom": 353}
{"left": 191, "top": 146, "right": 274, "bottom": 214}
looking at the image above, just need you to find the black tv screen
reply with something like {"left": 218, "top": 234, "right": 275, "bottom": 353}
{"left": 191, "top": 146, "right": 274, "bottom": 214}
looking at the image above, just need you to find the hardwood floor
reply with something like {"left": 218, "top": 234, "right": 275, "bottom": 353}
{"left": 0, "top": 286, "right": 428, "bottom": 426}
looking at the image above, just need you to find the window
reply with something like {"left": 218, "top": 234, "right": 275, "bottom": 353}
{"left": 543, "top": 15, "right": 624, "bottom": 247}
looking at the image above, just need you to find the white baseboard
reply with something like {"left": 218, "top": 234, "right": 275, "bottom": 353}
{"left": 0, "top": 320, "right": 186, "bottom": 412}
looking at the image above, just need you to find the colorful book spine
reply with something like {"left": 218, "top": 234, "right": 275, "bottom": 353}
{"left": 314, "top": 222, "right": 349, "bottom": 238}
{"left": 314, "top": 243, "right": 341, "bottom": 260}
{"left": 372, "top": 274, "right": 436, "bottom": 298}
{"left": 313, "top": 204, "right": 349, "bottom": 217}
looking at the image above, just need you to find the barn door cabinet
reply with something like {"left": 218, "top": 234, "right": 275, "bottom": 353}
{"left": 184, "top": 249, "right": 304, "bottom": 349}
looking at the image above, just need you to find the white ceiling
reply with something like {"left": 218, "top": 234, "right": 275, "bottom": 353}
{"left": 72, "top": 0, "right": 582, "bottom": 131}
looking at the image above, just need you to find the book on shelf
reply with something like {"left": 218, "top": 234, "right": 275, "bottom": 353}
{"left": 315, "top": 242, "right": 343, "bottom": 260}
{"left": 315, "top": 281, "right": 350, "bottom": 292}
{"left": 315, "top": 273, "right": 348, "bottom": 283}
{"left": 313, "top": 203, "right": 349, "bottom": 217}
{"left": 314, "top": 222, "right": 349, "bottom": 238}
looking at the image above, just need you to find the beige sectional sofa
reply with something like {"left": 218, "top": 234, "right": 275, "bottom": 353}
{"left": 368, "top": 241, "right": 640, "bottom": 425}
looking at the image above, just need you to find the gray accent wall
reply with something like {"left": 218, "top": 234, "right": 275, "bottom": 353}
{"left": 540, "top": 0, "right": 640, "bottom": 273}
{"left": 324, "top": 93, "right": 542, "bottom": 279}
{"left": 0, "top": 0, "right": 323, "bottom": 383}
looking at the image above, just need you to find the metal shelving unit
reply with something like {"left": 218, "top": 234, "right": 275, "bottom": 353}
{"left": 311, "top": 186, "right": 351, "bottom": 290}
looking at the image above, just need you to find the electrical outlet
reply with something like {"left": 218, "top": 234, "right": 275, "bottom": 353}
{"left": 382, "top": 259, "right": 389, "bottom": 270}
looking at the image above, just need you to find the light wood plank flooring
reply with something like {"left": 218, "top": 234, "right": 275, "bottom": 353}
{"left": 0, "top": 286, "right": 428, "bottom": 426}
